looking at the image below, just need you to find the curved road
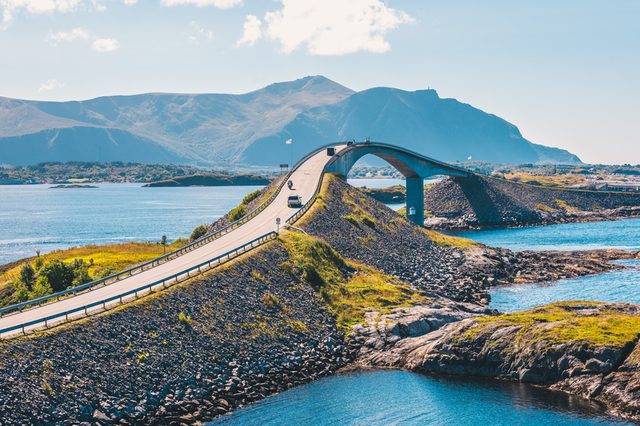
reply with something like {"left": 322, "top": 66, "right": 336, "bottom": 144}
{"left": 0, "top": 145, "right": 344, "bottom": 338}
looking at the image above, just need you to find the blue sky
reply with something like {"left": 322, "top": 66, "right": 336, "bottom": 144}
{"left": 0, "top": 0, "right": 638, "bottom": 164}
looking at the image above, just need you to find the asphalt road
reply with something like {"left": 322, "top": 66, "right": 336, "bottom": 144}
{"left": 0, "top": 146, "right": 343, "bottom": 338}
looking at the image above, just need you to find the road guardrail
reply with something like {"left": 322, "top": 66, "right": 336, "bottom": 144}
{"left": 0, "top": 232, "right": 277, "bottom": 338}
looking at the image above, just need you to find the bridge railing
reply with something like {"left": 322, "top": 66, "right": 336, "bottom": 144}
{"left": 0, "top": 232, "right": 277, "bottom": 338}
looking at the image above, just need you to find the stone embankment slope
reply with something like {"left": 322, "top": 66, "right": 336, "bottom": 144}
{"left": 425, "top": 174, "right": 640, "bottom": 229}
{"left": 0, "top": 174, "right": 636, "bottom": 424}
{"left": 300, "top": 175, "right": 635, "bottom": 304}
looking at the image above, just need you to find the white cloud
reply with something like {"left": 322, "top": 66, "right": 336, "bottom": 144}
{"left": 92, "top": 37, "right": 119, "bottom": 52}
{"left": 236, "top": 14, "right": 261, "bottom": 47}
{"left": 38, "top": 79, "right": 65, "bottom": 92}
{"left": 262, "top": 0, "right": 413, "bottom": 56}
{"left": 46, "top": 27, "right": 89, "bottom": 45}
{"left": 91, "top": 0, "right": 106, "bottom": 12}
{"left": 161, "top": 0, "right": 241, "bottom": 9}
{"left": 122, "top": 0, "right": 137, "bottom": 4}
{"left": 1, "top": 0, "right": 83, "bottom": 26}
{"left": 188, "top": 20, "right": 213, "bottom": 43}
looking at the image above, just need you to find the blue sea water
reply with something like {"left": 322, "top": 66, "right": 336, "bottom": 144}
{"left": 0, "top": 183, "right": 262, "bottom": 264}
{"left": 453, "top": 219, "right": 640, "bottom": 312}
{"left": 211, "top": 370, "right": 629, "bottom": 426}
{"left": 490, "top": 259, "right": 640, "bottom": 312}
{"left": 452, "top": 218, "right": 640, "bottom": 252}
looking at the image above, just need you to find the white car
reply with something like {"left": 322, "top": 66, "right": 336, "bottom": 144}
{"left": 287, "top": 195, "right": 302, "bottom": 208}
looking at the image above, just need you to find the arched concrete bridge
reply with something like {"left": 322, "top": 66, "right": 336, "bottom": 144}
{"left": 326, "top": 141, "right": 472, "bottom": 225}
{"left": 0, "top": 141, "right": 472, "bottom": 338}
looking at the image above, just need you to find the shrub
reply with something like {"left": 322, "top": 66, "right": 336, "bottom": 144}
{"left": 242, "top": 189, "right": 262, "bottom": 205}
{"left": 71, "top": 259, "right": 92, "bottom": 287}
{"left": 190, "top": 224, "right": 208, "bottom": 242}
{"left": 30, "top": 277, "right": 53, "bottom": 298}
{"left": 19, "top": 264, "right": 35, "bottom": 289}
{"left": 38, "top": 260, "right": 74, "bottom": 292}
{"left": 229, "top": 205, "right": 246, "bottom": 222}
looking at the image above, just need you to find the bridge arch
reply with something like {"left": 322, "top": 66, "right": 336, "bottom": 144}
{"left": 325, "top": 142, "right": 472, "bottom": 226}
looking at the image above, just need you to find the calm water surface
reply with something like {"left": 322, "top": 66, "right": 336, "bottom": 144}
{"left": 490, "top": 259, "right": 640, "bottom": 312}
{"left": 212, "top": 370, "right": 629, "bottom": 426}
{"left": 455, "top": 219, "right": 640, "bottom": 312}
{"left": 0, "top": 183, "right": 261, "bottom": 264}
{"left": 453, "top": 218, "right": 640, "bottom": 252}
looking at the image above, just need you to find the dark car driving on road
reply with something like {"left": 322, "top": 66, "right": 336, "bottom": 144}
{"left": 287, "top": 195, "right": 302, "bottom": 208}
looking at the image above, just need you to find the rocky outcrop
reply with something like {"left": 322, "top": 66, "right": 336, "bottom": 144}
{"left": 143, "top": 174, "right": 270, "bottom": 187}
{"left": 360, "top": 185, "right": 406, "bottom": 204}
{"left": 351, "top": 301, "right": 640, "bottom": 422}
{"left": 425, "top": 174, "right": 640, "bottom": 229}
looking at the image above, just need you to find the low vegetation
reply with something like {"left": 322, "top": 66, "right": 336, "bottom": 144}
{"left": 0, "top": 239, "right": 187, "bottom": 309}
{"left": 421, "top": 229, "right": 478, "bottom": 249}
{"left": 465, "top": 301, "right": 640, "bottom": 347}
{"left": 503, "top": 172, "right": 589, "bottom": 188}
{"left": 281, "top": 232, "right": 426, "bottom": 331}
{"left": 190, "top": 224, "right": 208, "bottom": 242}
{"left": 178, "top": 311, "right": 193, "bottom": 326}
{"left": 242, "top": 189, "right": 262, "bottom": 205}
{"left": 226, "top": 188, "right": 266, "bottom": 223}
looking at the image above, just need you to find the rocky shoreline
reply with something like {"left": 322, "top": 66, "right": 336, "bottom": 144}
{"left": 347, "top": 301, "right": 640, "bottom": 423}
{"left": 424, "top": 174, "right": 640, "bottom": 230}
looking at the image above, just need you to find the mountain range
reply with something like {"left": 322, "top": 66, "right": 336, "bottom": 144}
{"left": 0, "top": 76, "right": 581, "bottom": 167}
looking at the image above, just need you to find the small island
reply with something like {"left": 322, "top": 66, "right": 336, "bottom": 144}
{"left": 142, "top": 174, "right": 271, "bottom": 187}
{"left": 49, "top": 184, "right": 98, "bottom": 189}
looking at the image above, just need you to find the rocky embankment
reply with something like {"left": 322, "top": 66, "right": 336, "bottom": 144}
{"left": 301, "top": 175, "right": 637, "bottom": 305}
{"left": 0, "top": 244, "right": 352, "bottom": 424}
{"left": 349, "top": 301, "right": 640, "bottom": 422}
{"left": 424, "top": 174, "right": 640, "bottom": 229}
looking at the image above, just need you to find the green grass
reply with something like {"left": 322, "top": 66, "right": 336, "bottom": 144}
{"left": 280, "top": 233, "right": 426, "bottom": 331}
{"left": 535, "top": 203, "right": 557, "bottom": 213}
{"left": 178, "top": 311, "right": 192, "bottom": 326}
{"left": 261, "top": 291, "right": 282, "bottom": 309}
{"left": 554, "top": 199, "right": 576, "bottom": 212}
{"left": 422, "top": 229, "right": 477, "bottom": 249}
{"left": 464, "top": 301, "right": 640, "bottom": 348}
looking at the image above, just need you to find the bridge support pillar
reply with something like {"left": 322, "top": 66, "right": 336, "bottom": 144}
{"left": 405, "top": 176, "right": 425, "bottom": 226}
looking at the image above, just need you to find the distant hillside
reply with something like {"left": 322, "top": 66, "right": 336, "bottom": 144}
{"left": 0, "top": 76, "right": 580, "bottom": 166}
{"left": 242, "top": 87, "right": 581, "bottom": 166}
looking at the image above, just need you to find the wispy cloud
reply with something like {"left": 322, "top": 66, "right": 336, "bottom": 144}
{"left": 236, "top": 14, "right": 261, "bottom": 47}
{"left": 161, "top": 0, "right": 241, "bottom": 9}
{"left": 92, "top": 37, "right": 120, "bottom": 52}
{"left": 46, "top": 27, "right": 90, "bottom": 45}
{"left": 188, "top": 20, "right": 213, "bottom": 43}
{"left": 38, "top": 79, "right": 65, "bottom": 92}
